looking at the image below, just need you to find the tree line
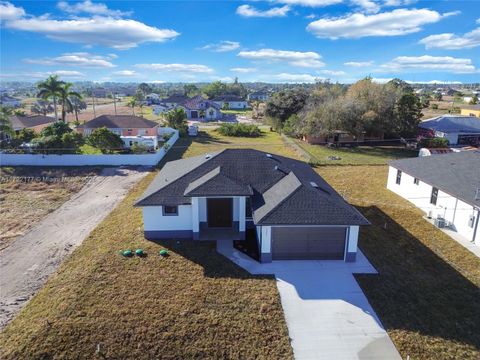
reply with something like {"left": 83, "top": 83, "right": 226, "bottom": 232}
{"left": 265, "top": 78, "right": 424, "bottom": 140}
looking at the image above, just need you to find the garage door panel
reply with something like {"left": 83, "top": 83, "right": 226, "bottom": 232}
{"left": 272, "top": 227, "right": 346, "bottom": 260}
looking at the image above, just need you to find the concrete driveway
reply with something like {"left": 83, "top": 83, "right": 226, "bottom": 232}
{"left": 0, "top": 167, "right": 150, "bottom": 329}
{"left": 218, "top": 241, "right": 401, "bottom": 360}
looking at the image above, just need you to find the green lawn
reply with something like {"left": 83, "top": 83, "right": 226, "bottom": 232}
{"left": 318, "top": 166, "right": 480, "bottom": 360}
{"left": 79, "top": 144, "right": 102, "bottom": 154}
{"left": 293, "top": 138, "right": 418, "bottom": 165}
{"left": 0, "top": 131, "right": 294, "bottom": 360}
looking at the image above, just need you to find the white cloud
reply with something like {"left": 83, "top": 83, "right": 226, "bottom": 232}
{"left": 230, "top": 67, "right": 258, "bottom": 73}
{"left": 112, "top": 70, "right": 137, "bottom": 76}
{"left": 270, "top": 73, "right": 318, "bottom": 83}
{"left": 0, "top": 1, "right": 25, "bottom": 21}
{"left": 477, "top": 18, "right": 480, "bottom": 24}
{"left": 51, "top": 70, "right": 84, "bottom": 77}
{"left": 200, "top": 41, "right": 240, "bottom": 52}
{"left": 371, "top": 77, "right": 393, "bottom": 84}
{"left": 419, "top": 28, "right": 480, "bottom": 50}
{"left": 383, "top": 0, "right": 417, "bottom": 6}
{"left": 318, "top": 69, "right": 346, "bottom": 76}
{"left": 380, "top": 55, "right": 477, "bottom": 74}
{"left": 238, "top": 48, "right": 324, "bottom": 68}
{"left": 305, "top": 14, "right": 316, "bottom": 19}
{"left": 276, "top": 0, "right": 341, "bottom": 6}
{"left": 3, "top": 3, "right": 179, "bottom": 49}
{"left": 307, "top": 8, "right": 453, "bottom": 39}
{"left": 135, "top": 63, "right": 214, "bottom": 74}
{"left": 351, "top": 0, "right": 380, "bottom": 14}
{"left": 406, "top": 80, "right": 462, "bottom": 85}
{"left": 57, "top": 0, "right": 131, "bottom": 17}
{"left": 24, "top": 52, "right": 116, "bottom": 68}
{"left": 344, "top": 61, "right": 374, "bottom": 67}
{"left": 236, "top": 4, "right": 290, "bottom": 18}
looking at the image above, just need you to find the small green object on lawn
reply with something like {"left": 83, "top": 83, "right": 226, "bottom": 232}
{"left": 122, "top": 250, "right": 133, "bottom": 257}
{"left": 135, "top": 249, "right": 144, "bottom": 256}
{"left": 159, "top": 249, "right": 168, "bottom": 257}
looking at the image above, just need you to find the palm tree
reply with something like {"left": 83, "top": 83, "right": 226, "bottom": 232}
{"left": 58, "top": 83, "right": 82, "bottom": 122}
{"left": 70, "top": 97, "right": 87, "bottom": 124}
{"left": 127, "top": 98, "right": 137, "bottom": 116}
{"left": 0, "top": 107, "right": 14, "bottom": 141}
{"left": 37, "top": 75, "right": 65, "bottom": 121}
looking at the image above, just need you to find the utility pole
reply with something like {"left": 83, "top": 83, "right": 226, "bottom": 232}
{"left": 92, "top": 91, "right": 96, "bottom": 119}
{"left": 113, "top": 92, "right": 117, "bottom": 116}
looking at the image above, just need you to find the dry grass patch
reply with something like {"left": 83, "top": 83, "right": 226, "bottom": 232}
{"left": 317, "top": 165, "right": 480, "bottom": 360}
{"left": 0, "top": 167, "right": 99, "bottom": 250}
{"left": 0, "top": 136, "right": 293, "bottom": 360}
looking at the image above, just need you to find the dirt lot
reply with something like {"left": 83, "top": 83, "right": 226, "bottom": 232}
{"left": 0, "top": 167, "right": 99, "bottom": 250}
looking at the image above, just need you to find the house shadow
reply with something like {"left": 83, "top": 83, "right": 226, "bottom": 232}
{"left": 353, "top": 205, "right": 480, "bottom": 351}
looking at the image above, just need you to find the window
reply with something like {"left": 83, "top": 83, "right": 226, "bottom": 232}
{"left": 396, "top": 170, "right": 402, "bottom": 185}
{"left": 430, "top": 187, "right": 438, "bottom": 205}
{"left": 414, "top": 178, "right": 420, "bottom": 185}
{"left": 163, "top": 205, "right": 178, "bottom": 216}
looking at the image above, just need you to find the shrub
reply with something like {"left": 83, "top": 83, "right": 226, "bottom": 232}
{"left": 131, "top": 142, "right": 149, "bottom": 154}
{"left": 217, "top": 123, "right": 261, "bottom": 137}
{"left": 86, "top": 127, "right": 124, "bottom": 154}
{"left": 431, "top": 104, "right": 438, "bottom": 110}
{"left": 420, "top": 137, "right": 449, "bottom": 148}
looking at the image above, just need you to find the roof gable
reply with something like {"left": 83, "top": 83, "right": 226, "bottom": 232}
{"left": 184, "top": 166, "right": 253, "bottom": 196}
{"left": 78, "top": 115, "right": 158, "bottom": 129}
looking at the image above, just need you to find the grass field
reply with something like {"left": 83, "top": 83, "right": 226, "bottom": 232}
{"left": 0, "top": 167, "right": 99, "bottom": 250}
{"left": 293, "top": 138, "right": 417, "bottom": 165}
{"left": 318, "top": 166, "right": 480, "bottom": 360}
{"left": 0, "top": 131, "right": 295, "bottom": 360}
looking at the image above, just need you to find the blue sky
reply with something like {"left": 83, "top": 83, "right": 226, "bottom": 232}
{"left": 0, "top": 0, "right": 479, "bottom": 84}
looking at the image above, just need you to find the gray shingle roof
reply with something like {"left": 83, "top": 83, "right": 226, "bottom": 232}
{"left": 136, "top": 149, "right": 369, "bottom": 226}
{"left": 9, "top": 115, "right": 56, "bottom": 129}
{"left": 419, "top": 115, "right": 480, "bottom": 134}
{"left": 77, "top": 115, "right": 159, "bottom": 129}
{"left": 389, "top": 151, "right": 480, "bottom": 207}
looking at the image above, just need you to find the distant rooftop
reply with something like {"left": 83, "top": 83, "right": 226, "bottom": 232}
{"left": 419, "top": 115, "right": 480, "bottom": 134}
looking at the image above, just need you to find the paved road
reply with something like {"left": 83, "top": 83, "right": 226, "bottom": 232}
{"left": 0, "top": 167, "right": 150, "bottom": 329}
{"left": 218, "top": 241, "right": 402, "bottom": 360}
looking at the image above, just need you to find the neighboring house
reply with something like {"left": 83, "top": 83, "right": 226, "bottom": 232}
{"left": 247, "top": 91, "right": 269, "bottom": 102}
{"left": 418, "top": 115, "right": 480, "bottom": 146}
{"left": 9, "top": 115, "right": 57, "bottom": 133}
{"left": 460, "top": 104, "right": 480, "bottom": 118}
{"left": 152, "top": 104, "right": 170, "bottom": 116}
{"left": 1, "top": 94, "right": 22, "bottom": 108}
{"left": 135, "top": 149, "right": 369, "bottom": 263}
{"left": 179, "top": 96, "right": 222, "bottom": 120}
{"left": 387, "top": 151, "right": 480, "bottom": 246}
{"left": 159, "top": 94, "right": 189, "bottom": 108}
{"left": 212, "top": 95, "right": 248, "bottom": 109}
{"left": 76, "top": 115, "right": 160, "bottom": 137}
{"left": 146, "top": 93, "right": 161, "bottom": 105}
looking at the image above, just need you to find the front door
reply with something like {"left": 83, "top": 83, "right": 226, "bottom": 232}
{"left": 207, "top": 198, "right": 233, "bottom": 228}
{"left": 191, "top": 110, "right": 198, "bottom": 119}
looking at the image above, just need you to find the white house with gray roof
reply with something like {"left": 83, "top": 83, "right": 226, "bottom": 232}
{"left": 387, "top": 151, "right": 480, "bottom": 247}
{"left": 135, "top": 149, "right": 369, "bottom": 262}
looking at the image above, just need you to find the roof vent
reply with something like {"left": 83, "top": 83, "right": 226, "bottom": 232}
{"left": 310, "top": 181, "right": 319, "bottom": 188}
{"left": 205, "top": 154, "right": 212, "bottom": 159}
{"left": 274, "top": 165, "right": 279, "bottom": 171}
{"left": 266, "top": 153, "right": 272, "bottom": 158}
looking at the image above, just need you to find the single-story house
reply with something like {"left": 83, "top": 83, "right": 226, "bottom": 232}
{"left": 418, "top": 115, "right": 480, "bottom": 146}
{"left": 460, "top": 104, "right": 480, "bottom": 118}
{"left": 9, "top": 115, "right": 57, "bottom": 133}
{"left": 152, "top": 104, "right": 170, "bottom": 116}
{"left": 159, "top": 94, "right": 189, "bottom": 108}
{"left": 247, "top": 91, "right": 270, "bottom": 102}
{"left": 1, "top": 94, "right": 22, "bottom": 108}
{"left": 212, "top": 95, "right": 248, "bottom": 109}
{"left": 135, "top": 149, "right": 369, "bottom": 262}
{"left": 387, "top": 151, "right": 480, "bottom": 246}
{"left": 76, "top": 115, "right": 159, "bottom": 137}
{"left": 179, "top": 96, "right": 222, "bottom": 121}
{"left": 145, "top": 93, "right": 161, "bottom": 105}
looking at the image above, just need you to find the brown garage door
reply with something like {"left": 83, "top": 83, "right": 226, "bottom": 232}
{"left": 272, "top": 227, "right": 346, "bottom": 260}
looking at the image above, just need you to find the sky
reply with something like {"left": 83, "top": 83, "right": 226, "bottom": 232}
{"left": 0, "top": 0, "right": 479, "bottom": 84}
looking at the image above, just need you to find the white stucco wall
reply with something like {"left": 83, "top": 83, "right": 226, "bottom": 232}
{"left": 142, "top": 205, "right": 193, "bottom": 231}
{"left": 387, "top": 166, "right": 479, "bottom": 244}
{"left": 347, "top": 226, "right": 359, "bottom": 253}
{"left": 260, "top": 226, "right": 271, "bottom": 253}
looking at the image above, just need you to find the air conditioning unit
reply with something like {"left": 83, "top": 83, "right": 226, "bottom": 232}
{"left": 468, "top": 215, "right": 476, "bottom": 228}
{"left": 434, "top": 217, "right": 446, "bottom": 228}
{"left": 427, "top": 210, "right": 433, "bottom": 219}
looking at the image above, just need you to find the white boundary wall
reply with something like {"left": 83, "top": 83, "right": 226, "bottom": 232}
{"left": 0, "top": 129, "right": 179, "bottom": 167}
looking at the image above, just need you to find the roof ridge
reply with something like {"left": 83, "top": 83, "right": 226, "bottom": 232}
{"left": 254, "top": 172, "right": 302, "bottom": 223}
